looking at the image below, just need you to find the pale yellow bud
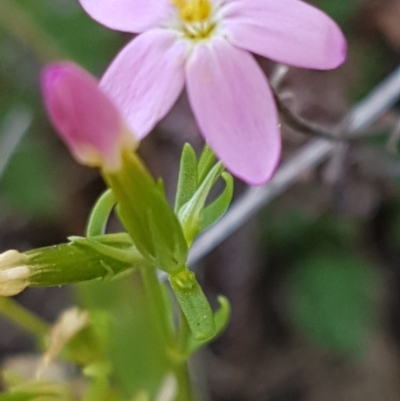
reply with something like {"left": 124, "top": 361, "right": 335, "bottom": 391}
{"left": 38, "top": 307, "right": 89, "bottom": 377}
{"left": 0, "top": 250, "right": 30, "bottom": 296}
{"left": 155, "top": 374, "right": 177, "bottom": 401}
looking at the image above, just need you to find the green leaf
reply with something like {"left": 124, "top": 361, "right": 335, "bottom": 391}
{"left": 197, "top": 145, "right": 216, "bottom": 184}
{"left": 201, "top": 172, "right": 233, "bottom": 231}
{"left": 86, "top": 189, "right": 116, "bottom": 237}
{"left": 178, "top": 162, "right": 224, "bottom": 246}
{"left": 185, "top": 296, "right": 230, "bottom": 355}
{"left": 169, "top": 269, "right": 215, "bottom": 341}
{"left": 174, "top": 143, "right": 198, "bottom": 212}
{"left": 287, "top": 251, "right": 376, "bottom": 355}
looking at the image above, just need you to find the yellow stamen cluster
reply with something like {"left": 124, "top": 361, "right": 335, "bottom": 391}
{"left": 172, "top": 0, "right": 212, "bottom": 23}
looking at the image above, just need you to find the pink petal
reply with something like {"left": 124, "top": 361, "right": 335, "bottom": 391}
{"left": 186, "top": 39, "right": 281, "bottom": 185}
{"left": 41, "top": 62, "right": 136, "bottom": 171}
{"left": 100, "top": 29, "right": 188, "bottom": 139}
{"left": 78, "top": 0, "right": 172, "bottom": 33}
{"left": 222, "top": 0, "right": 346, "bottom": 70}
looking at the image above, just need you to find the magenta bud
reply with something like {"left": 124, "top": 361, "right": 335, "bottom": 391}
{"left": 41, "top": 62, "right": 137, "bottom": 171}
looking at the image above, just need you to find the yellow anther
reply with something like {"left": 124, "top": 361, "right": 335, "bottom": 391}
{"left": 172, "top": 0, "right": 212, "bottom": 23}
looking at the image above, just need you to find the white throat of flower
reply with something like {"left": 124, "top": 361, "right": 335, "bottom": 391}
{"left": 171, "top": 0, "right": 217, "bottom": 41}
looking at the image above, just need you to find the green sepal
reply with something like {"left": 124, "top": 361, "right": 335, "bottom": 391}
{"left": 201, "top": 172, "right": 233, "bottom": 231}
{"left": 178, "top": 162, "right": 224, "bottom": 246}
{"left": 104, "top": 152, "right": 188, "bottom": 272}
{"left": 185, "top": 296, "right": 230, "bottom": 356}
{"left": 68, "top": 236, "right": 141, "bottom": 268}
{"left": 26, "top": 234, "right": 143, "bottom": 287}
{"left": 197, "top": 145, "right": 216, "bottom": 184}
{"left": 169, "top": 268, "right": 215, "bottom": 341}
{"left": 174, "top": 143, "right": 198, "bottom": 212}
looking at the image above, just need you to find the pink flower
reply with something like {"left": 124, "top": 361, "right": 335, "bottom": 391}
{"left": 78, "top": 0, "right": 346, "bottom": 185}
{"left": 41, "top": 62, "right": 137, "bottom": 171}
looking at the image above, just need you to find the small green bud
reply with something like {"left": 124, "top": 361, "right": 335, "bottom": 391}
{"left": 170, "top": 270, "right": 195, "bottom": 290}
{"left": 29, "top": 238, "right": 142, "bottom": 287}
{"left": 0, "top": 235, "right": 143, "bottom": 292}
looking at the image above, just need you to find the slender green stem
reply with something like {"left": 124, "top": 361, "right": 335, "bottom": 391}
{"left": 0, "top": 297, "right": 49, "bottom": 338}
{"left": 140, "top": 266, "right": 174, "bottom": 350}
{"left": 140, "top": 266, "right": 195, "bottom": 400}
{"left": 86, "top": 190, "right": 116, "bottom": 237}
{"left": 0, "top": 0, "right": 67, "bottom": 63}
{"left": 174, "top": 361, "right": 194, "bottom": 401}
{"left": 173, "top": 310, "right": 195, "bottom": 400}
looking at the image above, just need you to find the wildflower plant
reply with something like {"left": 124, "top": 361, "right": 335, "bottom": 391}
{"left": 0, "top": 0, "right": 346, "bottom": 400}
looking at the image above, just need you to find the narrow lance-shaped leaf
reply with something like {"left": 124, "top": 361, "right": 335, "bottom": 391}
{"left": 86, "top": 189, "right": 116, "bottom": 237}
{"left": 174, "top": 143, "right": 198, "bottom": 212}
{"left": 169, "top": 268, "right": 215, "bottom": 341}
{"left": 197, "top": 145, "right": 216, "bottom": 184}
{"left": 185, "top": 296, "right": 231, "bottom": 356}
{"left": 201, "top": 172, "right": 233, "bottom": 232}
{"left": 178, "top": 162, "right": 224, "bottom": 246}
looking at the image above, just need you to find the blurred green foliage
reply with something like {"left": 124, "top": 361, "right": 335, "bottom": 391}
{"left": 0, "top": 133, "right": 63, "bottom": 217}
{"left": 0, "top": 0, "right": 124, "bottom": 219}
{"left": 288, "top": 250, "right": 375, "bottom": 355}
{"left": 262, "top": 210, "right": 378, "bottom": 355}
{"left": 77, "top": 277, "right": 170, "bottom": 399}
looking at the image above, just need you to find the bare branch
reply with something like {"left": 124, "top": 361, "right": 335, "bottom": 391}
{"left": 188, "top": 66, "right": 400, "bottom": 266}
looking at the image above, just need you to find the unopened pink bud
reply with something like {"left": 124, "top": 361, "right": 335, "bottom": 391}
{"left": 41, "top": 62, "right": 137, "bottom": 171}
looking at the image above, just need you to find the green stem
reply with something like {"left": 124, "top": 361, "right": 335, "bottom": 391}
{"left": 140, "top": 267, "right": 195, "bottom": 400}
{"left": 0, "top": 297, "right": 48, "bottom": 338}
{"left": 174, "top": 361, "right": 194, "bottom": 401}
{"left": 140, "top": 266, "right": 174, "bottom": 350}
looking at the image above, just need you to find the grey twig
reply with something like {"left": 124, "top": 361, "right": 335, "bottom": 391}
{"left": 188, "top": 65, "right": 400, "bottom": 265}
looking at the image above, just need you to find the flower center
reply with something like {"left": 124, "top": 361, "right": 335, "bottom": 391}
{"left": 172, "top": 0, "right": 212, "bottom": 23}
{"left": 171, "top": 0, "right": 216, "bottom": 40}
